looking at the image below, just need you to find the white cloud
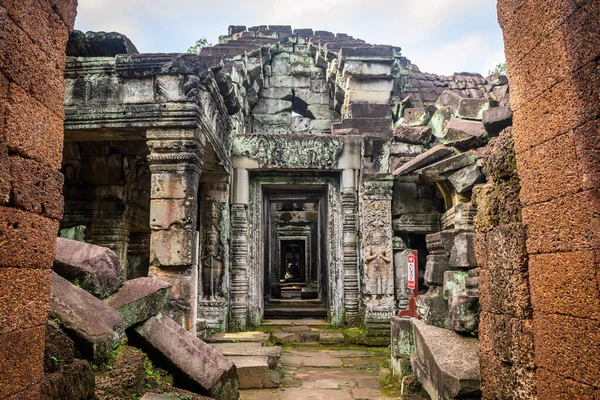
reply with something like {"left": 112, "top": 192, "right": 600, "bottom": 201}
{"left": 74, "top": 0, "right": 504, "bottom": 74}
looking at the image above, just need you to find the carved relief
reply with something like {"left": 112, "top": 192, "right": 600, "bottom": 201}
{"left": 363, "top": 200, "right": 394, "bottom": 295}
{"left": 200, "top": 200, "right": 225, "bottom": 299}
{"left": 232, "top": 135, "right": 343, "bottom": 169}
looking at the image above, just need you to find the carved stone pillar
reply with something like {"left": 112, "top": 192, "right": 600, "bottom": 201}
{"left": 342, "top": 169, "right": 360, "bottom": 327}
{"left": 197, "top": 179, "right": 229, "bottom": 331}
{"left": 229, "top": 168, "right": 249, "bottom": 331}
{"left": 147, "top": 127, "right": 204, "bottom": 332}
{"left": 360, "top": 175, "right": 394, "bottom": 338}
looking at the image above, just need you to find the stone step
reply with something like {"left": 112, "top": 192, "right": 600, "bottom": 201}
{"left": 410, "top": 319, "right": 481, "bottom": 400}
{"left": 227, "top": 355, "right": 280, "bottom": 389}
{"left": 267, "top": 299, "right": 324, "bottom": 309}
{"left": 318, "top": 331, "right": 345, "bottom": 346}
{"left": 209, "top": 343, "right": 282, "bottom": 369}
{"left": 205, "top": 331, "right": 270, "bottom": 346}
{"left": 263, "top": 306, "right": 327, "bottom": 319}
{"left": 261, "top": 319, "right": 329, "bottom": 327}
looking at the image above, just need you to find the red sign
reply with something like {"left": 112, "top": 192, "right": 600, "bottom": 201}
{"left": 407, "top": 254, "right": 416, "bottom": 289}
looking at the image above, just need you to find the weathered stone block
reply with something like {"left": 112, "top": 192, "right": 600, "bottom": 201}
{"left": 448, "top": 295, "right": 480, "bottom": 333}
{"left": 151, "top": 229, "right": 196, "bottom": 267}
{"left": 479, "top": 267, "right": 532, "bottom": 319}
{"left": 227, "top": 356, "right": 278, "bottom": 389}
{"left": 252, "top": 98, "right": 292, "bottom": 114}
{"left": 41, "top": 358, "right": 96, "bottom": 400}
{"left": 443, "top": 270, "right": 469, "bottom": 299}
{"left": 472, "top": 182, "right": 521, "bottom": 233}
{"left": 457, "top": 98, "right": 497, "bottom": 120}
{"left": 0, "top": 267, "right": 51, "bottom": 338}
{"left": 424, "top": 255, "right": 450, "bottom": 286}
{"left": 416, "top": 286, "right": 448, "bottom": 328}
{"left": 392, "top": 145, "right": 454, "bottom": 176}
{"left": 435, "top": 90, "right": 463, "bottom": 111}
{"left": 391, "top": 317, "right": 416, "bottom": 359}
{"left": 44, "top": 321, "right": 75, "bottom": 373}
{"left": 49, "top": 272, "right": 125, "bottom": 364}
{"left": 390, "top": 142, "right": 423, "bottom": 156}
{"left": 403, "top": 108, "right": 430, "bottom": 126}
{"left": 105, "top": 277, "right": 171, "bottom": 329}
{"left": 150, "top": 199, "right": 197, "bottom": 230}
{"left": 0, "top": 206, "right": 59, "bottom": 269}
{"left": 449, "top": 232, "right": 478, "bottom": 269}
{"left": 150, "top": 172, "right": 200, "bottom": 200}
{"left": 53, "top": 237, "right": 124, "bottom": 299}
{"left": 393, "top": 125, "right": 432, "bottom": 145}
{"left": 131, "top": 314, "right": 239, "bottom": 400}
{"left": 306, "top": 104, "right": 338, "bottom": 119}
{"left": 448, "top": 164, "right": 485, "bottom": 194}
{"left": 439, "top": 118, "right": 487, "bottom": 150}
{"left": 482, "top": 106, "right": 512, "bottom": 136}
{"left": 411, "top": 318, "right": 480, "bottom": 399}
{"left": 268, "top": 75, "right": 292, "bottom": 88}
{"left": 479, "top": 312, "right": 534, "bottom": 368}
{"left": 428, "top": 106, "right": 455, "bottom": 137}
{"left": 417, "top": 152, "right": 477, "bottom": 182}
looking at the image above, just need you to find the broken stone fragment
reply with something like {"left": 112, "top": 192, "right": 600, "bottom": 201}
{"left": 482, "top": 107, "right": 513, "bottom": 136}
{"left": 227, "top": 356, "right": 279, "bottom": 389}
{"left": 485, "top": 73, "right": 509, "bottom": 87}
{"left": 131, "top": 314, "right": 239, "bottom": 400}
{"left": 53, "top": 237, "right": 124, "bottom": 299}
{"left": 457, "top": 98, "right": 498, "bottom": 120}
{"left": 416, "top": 286, "right": 449, "bottom": 329}
{"left": 49, "top": 272, "right": 125, "bottom": 364}
{"left": 449, "top": 232, "right": 478, "bottom": 268}
{"left": 402, "top": 108, "right": 430, "bottom": 126}
{"left": 66, "top": 30, "right": 139, "bottom": 57}
{"left": 439, "top": 118, "right": 488, "bottom": 150}
{"left": 393, "top": 125, "right": 433, "bottom": 145}
{"left": 424, "top": 255, "right": 450, "bottom": 286}
{"left": 392, "top": 145, "right": 454, "bottom": 176}
{"left": 448, "top": 295, "right": 480, "bottom": 333}
{"left": 435, "top": 90, "right": 463, "bottom": 111}
{"left": 428, "top": 106, "right": 456, "bottom": 137}
{"left": 416, "top": 152, "right": 477, "bottom": 182}
{"left": 104, "top": 277, "right": 171, "bottom": 329}
{"left": 448, "top": 164, "right": 485, "bottom": 194}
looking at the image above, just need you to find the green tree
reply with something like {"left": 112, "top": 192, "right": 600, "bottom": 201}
{"left": 187, "top": 37, "right": 211, "bottom": 54}
{"left": 488, "top": 61, "right": 508, "bottom": 76}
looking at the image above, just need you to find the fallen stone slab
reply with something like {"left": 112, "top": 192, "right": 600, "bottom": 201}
{"left": 435, "top": 90, "right": 463, "bottom": 111}
{"left": 439, "top": 118, "right": 487, "bottom": 150}
{"left": 49, "top": 272, "right": 125, "bottom": 364}
{"left": 457, "top": 98, "right": 498, "bottom": 120}
{"left": 67, "top": 30, "right": 139, "bottom": 57}
{"left": 131, "top": 314, "right": 239, "bottom": 400}
{"left": 416, "top": 152, "right": 477, "bottom": 182}
{"left": 206, "top": 331, "right": 270, "bottom": 345}
{"left": 53, "top": 237, "right": 124, "bottom": 299}
{"left": 411, "top": 319, "right": 480, "bottom": 399}
{"left": 227, "top": 356, "right": 279, "bottom": 389}
{"left": 210, "top": 342, "right": 282, "bottom": 369}
{"left": 104, "top": 277, "right": 171, "bottom": 329}
{"left": 482, "top": 106, "right": 513, "bottom": 136}
{"left": 448, "top": 164, "right": 485, "bottom": 193}
{"left": 392, "top": 145, "right": 455, "bottom": 176}
{"left": 393, "top": 125, "right": 432, "bottom": 145}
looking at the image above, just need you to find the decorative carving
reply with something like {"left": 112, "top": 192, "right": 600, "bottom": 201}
{"left": 230, "top": 204, "right": 249, "bottom": 331}
{"left": 342, "top": 189, "right": 360, "bottom": 326}
{"left": 232, "top": 135, "right": 343, "bottom": 169}
{"left": 200, "top": 201, "right": 225, "bottom": 299}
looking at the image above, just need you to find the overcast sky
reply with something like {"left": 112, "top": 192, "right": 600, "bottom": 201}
{"left": 74, "top": 0, "right": 505, "bottom": 76}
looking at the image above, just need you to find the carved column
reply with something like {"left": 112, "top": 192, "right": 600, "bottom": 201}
{"left": 197, "top": 179, "right": 229, "bottom": 331}
{"left": 229, "top": 168, "right": 249, "bottom": 331}
{"left": 147, "top": 127, "right": 204, "bottom": 332}
{"left": 360, "top": 175, "right": 394, "bottom": 338}
{"left": 342, "top": 169, "right": 360, "bottom": 326}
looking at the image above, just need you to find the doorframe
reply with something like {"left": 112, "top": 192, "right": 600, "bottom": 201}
{"left": 247, "top": 173, "right": 344, "bottom": 327}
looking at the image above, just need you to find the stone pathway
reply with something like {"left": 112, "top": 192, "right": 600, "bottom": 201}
{"left": 240, "top": 345, "right": 401, "bottom": 400}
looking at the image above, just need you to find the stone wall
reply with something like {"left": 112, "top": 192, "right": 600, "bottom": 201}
{"left": 0, "top": 0, "right": 77, "bottom": 398}
{"left": 494, "top": 0, "right": 600, "bottom": 397}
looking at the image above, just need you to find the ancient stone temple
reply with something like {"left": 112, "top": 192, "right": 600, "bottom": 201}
{"left": 2, "top": 3, "right": 600, "bottom": 399}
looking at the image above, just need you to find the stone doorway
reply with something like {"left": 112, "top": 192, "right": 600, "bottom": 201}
{"left": 263, "top": 190, "right": 327, "bottom": 319}
{"left": 247, "top": 173, "right": 344, "bottom": 327}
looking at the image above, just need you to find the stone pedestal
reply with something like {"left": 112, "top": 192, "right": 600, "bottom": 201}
{"left": 360, "top": 176, "right": 394, "bottom": 337}
{"left": 147, "top": 127, "right": 204, "bottom": 332}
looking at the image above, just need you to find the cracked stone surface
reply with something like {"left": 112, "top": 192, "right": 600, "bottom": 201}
{"left": 240, "top": 345, "right": 401, "bottom": 400}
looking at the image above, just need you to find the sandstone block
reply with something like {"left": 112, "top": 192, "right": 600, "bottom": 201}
{"left": 416, "top": 286, "right": 448, "bottom": 328}
{"left": 49, "top": 272, "right": 125, "bottom": 364}
{"left": 449, "top": 232, "right": 478, "bottom": 268}
{"left": 448, "top": 295, "right": 480, "bottom": 333}
{"left": 53, "top": 237, "right": 124, "bottom": 299}
{"left": 435, "top": 90, "right": 463, "bottom": 111}
{"left": 391, "top": 316, "right": 416, "bottom": 359}
{"left": 210, "top": 343, "right": 281, "bottom": 369}
{"left": 443, "top": 270, "right": 469, "bottom": 300}
{"left": 482, "top": 107, "right": 512, "bottom": 136}
{"left": 424, "top": 255, "right": 450, "bottom": 286}
{"left": 306, "top": 104, "right": 338, "bottom": 119}
{"left": 66, "top": 30, "right": 138, "bottom": 57}
{"left": 392, "top": 145, "right": 454, "bottom": 176}
{"left": 131, "top": 314, "right": 239, "bottom": 399}
{"left": 252, "top": 98, "right": 292, "bottom": 114}
{"left": 457, "top": 98, "right": 497, "bottom": 120}
{"left": 403, "top": 108, "right": 430, "bottom": 126}
{"left": 439, "top": 118, "right": 487, "bottom": 150}
{"left": 428, "top": 106, "right": 455, "bottom": 137}
{"left": 393, "top": 125, "right": 432, "bottom": 145}
{"left": 105, "top": 277, "right": 171, "bottom": 329}
{"left": 417, "top": 152, "right": 477, "bottom": 182}
{"left": 226, "top": 356, "right": 279, "bottom": 389}
{"left": 448, "top": 164, "right": 485, "bottom": 193}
